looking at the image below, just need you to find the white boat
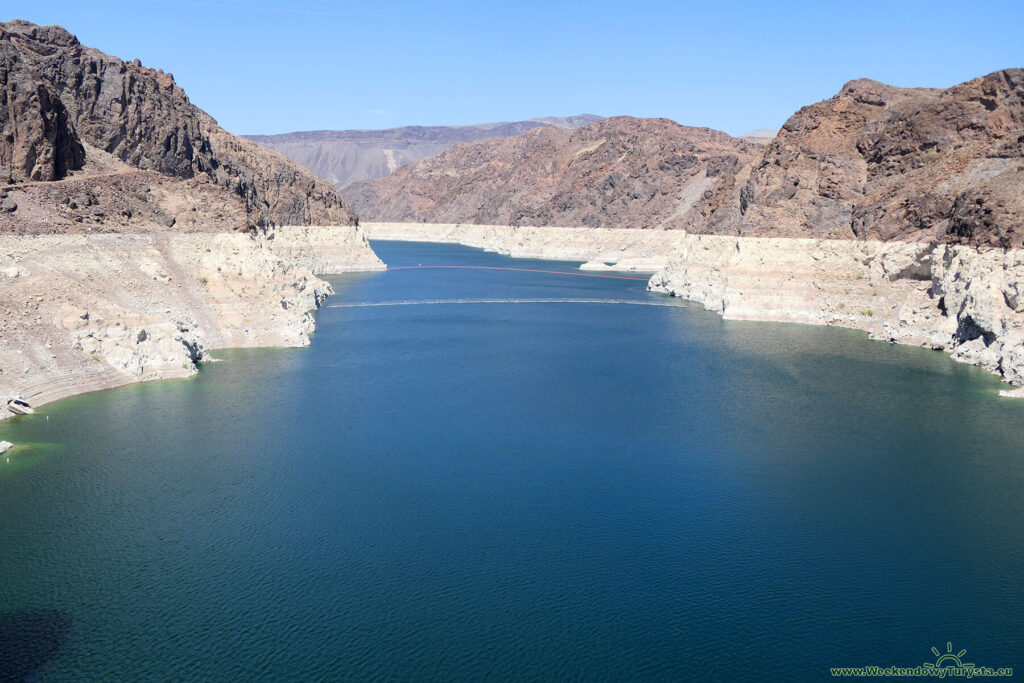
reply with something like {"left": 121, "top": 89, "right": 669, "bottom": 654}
{"left": 7, "top": 395, "right": 34, "bottom": 415}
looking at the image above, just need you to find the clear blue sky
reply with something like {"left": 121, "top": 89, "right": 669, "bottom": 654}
{"left": 11, "top": 0, "right": 1024, "bottom": 136}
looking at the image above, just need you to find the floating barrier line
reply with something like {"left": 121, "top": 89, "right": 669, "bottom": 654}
{"left": 326, "top": 298, "right": 688, "bottom": 309}
{"left": 383, "top": 265, "right": 651, "bottom": 281}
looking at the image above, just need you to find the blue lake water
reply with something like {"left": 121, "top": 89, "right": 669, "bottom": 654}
{"left": 1, "top": 240, "right": 1022, "bottom": 680}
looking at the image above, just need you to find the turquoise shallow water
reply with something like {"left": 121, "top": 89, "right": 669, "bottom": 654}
{"left": 1, "top": 240, "right": 1023, "bottom": 681}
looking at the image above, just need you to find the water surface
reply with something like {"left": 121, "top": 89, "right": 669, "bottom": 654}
{"left": 1, "top": 241, "right": 1022, "bottom": 680}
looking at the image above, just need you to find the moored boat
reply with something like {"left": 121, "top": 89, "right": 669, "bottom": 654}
{"left": 7, "top": 395, "right": 34, "bottom": 415}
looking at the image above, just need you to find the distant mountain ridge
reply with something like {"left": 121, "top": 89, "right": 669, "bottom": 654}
{"left": 245, "top": 115, "right": 602, "bottom": 190}
{"left": 343, "top": 116, "right": 761, "bottom": 230}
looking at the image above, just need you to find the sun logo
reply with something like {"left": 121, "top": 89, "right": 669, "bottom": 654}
{"left": 923, "top": 642, "right": 975, "bottom": 669}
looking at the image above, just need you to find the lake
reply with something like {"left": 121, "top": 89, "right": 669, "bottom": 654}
{"left": 1, "top": 240, "right": 1022, "bottom": 680}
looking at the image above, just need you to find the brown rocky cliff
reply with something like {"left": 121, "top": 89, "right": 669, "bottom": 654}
{"left": 0, "top": 20, "right": 355, "bottom": 228}
{"left": 735, "top": 69, "right": 1024, "bottom": 247}
{"left": 344, "top": 116, "right": 761, "bottom": 230}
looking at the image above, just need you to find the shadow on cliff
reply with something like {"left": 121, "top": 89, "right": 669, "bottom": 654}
{"left": 0, "top": 609, "right": 72, "bottom": 682}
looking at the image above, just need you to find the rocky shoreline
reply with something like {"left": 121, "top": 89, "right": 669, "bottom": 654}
{"left": 364, "top": 222, "right": 1024, "bottom": 397}
{"left": 0, "top": 226, "right": 384, "bottom": 421}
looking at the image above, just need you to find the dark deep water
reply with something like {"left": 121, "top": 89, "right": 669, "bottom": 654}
{"left": 1, "top": 240, "right": 1022, "bottom": 681}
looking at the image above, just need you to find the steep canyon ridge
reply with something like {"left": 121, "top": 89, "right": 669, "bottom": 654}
{"left": 0, "top": 20, "right": 382, "bottom": 419}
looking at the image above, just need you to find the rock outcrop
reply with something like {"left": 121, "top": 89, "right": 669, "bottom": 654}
{"left": 732, "top": 70, "right": 1024, "bottom": 247}
{"left": 0, "top": 73, "right": 84, "bottom": 182}
{"left": 247, "top": 115, "right": 603, "bottom": 191}
{"left": 0, "top": 19, "right": 356, "bottom": 228}
{"left": 344, "top": 117, "right": 761, "bottom": 230}
{"left": 0, "top": 144, "right": 252, "bottom": 235}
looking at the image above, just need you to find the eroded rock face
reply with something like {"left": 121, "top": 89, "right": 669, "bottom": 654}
{"left": 0, "top": 19, "right": 356, "bottom": 228}
{"left": 735, "top": 70, "right": 1024, "bottom": 247}
{"left": 344, "top": 117, "right": 761, "bottom": 230}
{"left": 0, "top": 162, "right": 251, "bottom": 235}
{"left": 0, "top": 74, "right": 85, "bottom": 181}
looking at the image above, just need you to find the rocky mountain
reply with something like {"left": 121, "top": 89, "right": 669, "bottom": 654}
{"left": 733, "top": 70, "right": 1024, "bottom": 247}
{"left": 350, "top": 70, "right": 1024, "bottom": 249}
{"left": 245, "top": 115, "right": 602, "bottom": 190}
{"left": 344, "top": 116, "right": 762, "bottom": 230}
{"left": 0, "top": 19, "right": 355, "bottom": 229}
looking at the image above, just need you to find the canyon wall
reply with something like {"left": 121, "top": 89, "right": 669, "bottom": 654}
{"left": 730, "top": 71, "right": 1024, "bottom": 246}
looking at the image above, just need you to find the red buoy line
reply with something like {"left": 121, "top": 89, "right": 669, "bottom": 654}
{"left": 383, "top": 265, "right": 651, "bottom": 282}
